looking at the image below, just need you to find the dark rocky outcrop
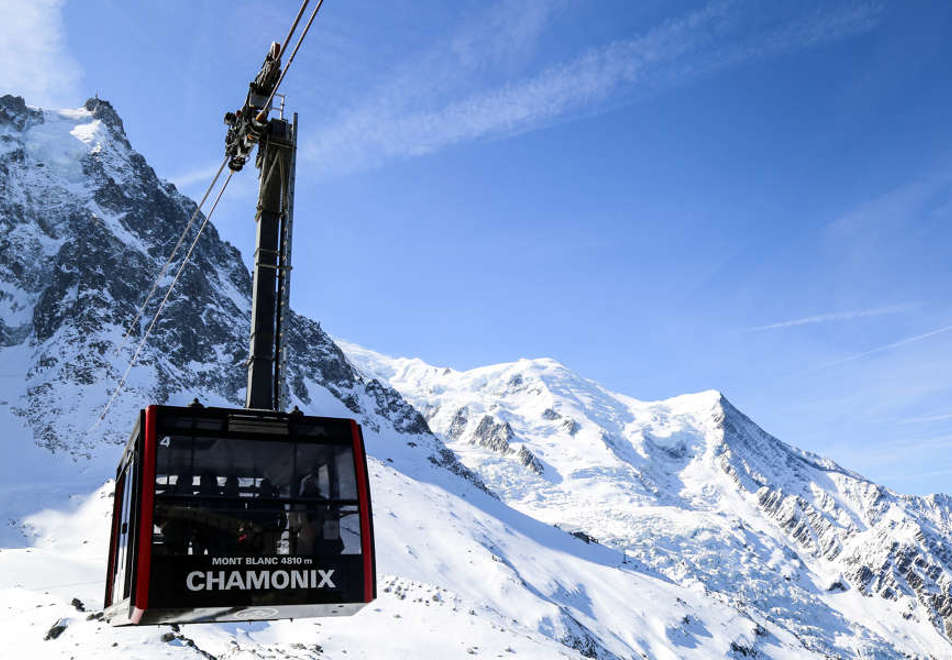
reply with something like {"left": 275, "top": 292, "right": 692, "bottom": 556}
{"left": 516, "top": 445, "right": 544, "bottom": 475}
{"left": 471, "top": 415, "right": 514, "bottom": 453}
{"left": 447, "top": 406, "right": 469, "bottom": 440}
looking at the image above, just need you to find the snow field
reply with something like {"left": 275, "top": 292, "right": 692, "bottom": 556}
{"left": 0, "top": 425, "right": 800, "bottom": 659}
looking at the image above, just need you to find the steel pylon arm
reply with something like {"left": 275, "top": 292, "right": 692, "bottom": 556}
{"left": 245, "top": 113, "right": 297, "bottom": 411}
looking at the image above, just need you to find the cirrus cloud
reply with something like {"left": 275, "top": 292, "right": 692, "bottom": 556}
{"left": 305, "top": 1, "right": 883, "bottom": 176}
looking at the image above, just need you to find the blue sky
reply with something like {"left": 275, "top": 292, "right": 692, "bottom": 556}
{"left": 2, "top": 0, "right": 951, "bottom": 496}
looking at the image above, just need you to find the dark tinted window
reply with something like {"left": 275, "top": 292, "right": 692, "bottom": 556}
{"left": 153, "top": 434, "right": 361, "bottom": 558}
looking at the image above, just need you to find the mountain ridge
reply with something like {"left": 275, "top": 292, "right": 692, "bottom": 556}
{"left": 340, "top": 340, "right": 952, "bottom": 650}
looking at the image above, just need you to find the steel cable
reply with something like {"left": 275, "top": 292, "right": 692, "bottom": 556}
{"left": 114, "top": 156, "right": 228, "bottom": 356}
{"left": 91, "top": 171, "right": 234, "bottom": 431}
{"left": 279, "top": 0, "right": 311, "bottom": 59}
{"left": 257, "top": 0, "right": 326, "bottom": 122}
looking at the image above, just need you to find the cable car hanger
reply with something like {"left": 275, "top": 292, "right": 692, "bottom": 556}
{"left": 101, "top": 0, "right": 377, "bottom": 626}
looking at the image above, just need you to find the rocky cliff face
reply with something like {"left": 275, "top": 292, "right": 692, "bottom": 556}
{"left": 0, "top": 94, "right": 480, "bottom": 492}
{"left": 716, "top": 397, "right": 952, "bottom": 639}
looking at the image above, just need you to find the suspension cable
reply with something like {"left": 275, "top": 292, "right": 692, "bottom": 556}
{"left": 91, "top": 171, "right": 234, "bottom": 431}
{"left": 256, "top": 0, "right": 326, "bottom": 122}
{"left": 114, "top": 156, "right": 229, "bottom": 356}
{"left": 279, "top": 0, "right": 311, "bottom": 59}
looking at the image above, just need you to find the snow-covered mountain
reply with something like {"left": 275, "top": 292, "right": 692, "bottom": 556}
{"left": 340, "top": 344, "right": 952, "bottom": 656}
{"left": 0, "top": 94, "right": 949, "bottom": 658}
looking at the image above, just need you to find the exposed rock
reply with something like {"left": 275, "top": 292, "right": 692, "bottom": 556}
{"left": 716, "top": 397, "right": 952, "bottom": 642}
{"left": 342, "top": 346, "right": 952, "bottom": 655}
{"left": 447, "top": 406, "right": 469, "bottom": 440}
{"left": 570, "top": 530, "right": 597, "bottom": 544}
{"left": 44, "top": 619, "right": 67, "bottom": 640}
{"left": 471, "top": 415, "right": 514, "bottom": 454}
{"left": 562, "top": 418, "right": 580, "bottom": 435}
{"left": 516, "top": 445, "right": 544, "bottom": 475}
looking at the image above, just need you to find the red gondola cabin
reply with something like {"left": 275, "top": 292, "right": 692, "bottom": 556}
{"left": 103, "top": 404, "right": 376, "bottom": 625}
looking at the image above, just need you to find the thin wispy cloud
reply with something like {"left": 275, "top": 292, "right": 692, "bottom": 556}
{"left": 815, "top": 323, "right": 952, "bottom": 371}
{"left": 826, "top": 173, "right": 952, "bottom": 240}
{"left": 449, "top": 0, "right": 569, "bottom": 71}
{"left": 825, "top": 176, "right": 952, "bottom": 275}
{"left": 0, "top": 0, "right": 82, "bottom": 107}
{"left": 747, "top": 304, "right": 914, "bottom": 332}
{"left": 168, "top": 161, "right": 259, "bottom": 201}
{"left": 168, "top": 163, "right": 225, "bottom": 190}
{"left": 828, "top": 434, "right": 952, "bottom": 477}
{"left": 305, "top": 1, "right": 883, "bottom": 175}
{"left": 900, "top": 413, "right": 952, "bottom": 424}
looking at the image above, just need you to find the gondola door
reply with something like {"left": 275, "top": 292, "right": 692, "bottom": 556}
{"left": 104, "top": 410, "right": 146, "bottom": 619}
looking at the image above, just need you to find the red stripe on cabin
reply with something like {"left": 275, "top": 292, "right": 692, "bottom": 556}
{"left": 350, "top": 419, "right": 375, "bottom": 602}
{"left": 134, "top": 405, "right": 158, "bottom": 612}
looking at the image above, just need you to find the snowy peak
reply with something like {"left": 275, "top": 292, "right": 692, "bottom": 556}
{"left": 2, "top": 95, "right": 139, "bottom": 196}
{"left": 340, "top": 341, "right": 952, "bottom": 654}
{"left": 1, "top": 95, "right": 245, "bottom": 454}
{"left": 81, "top": 97, "right": 127, "bottom": 137}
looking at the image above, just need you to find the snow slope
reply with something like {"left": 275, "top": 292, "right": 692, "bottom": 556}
{"left": 2, "top": 453, "right": 806, "bottom": 659}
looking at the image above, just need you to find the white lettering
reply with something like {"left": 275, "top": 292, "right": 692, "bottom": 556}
{"left": 225, "top": 572, "right": 245, "bottom": 590}
{"left": 212, "top": 557, "right": 241, "bottom": 566}
{"left": 186, "top": 571, "right": 204, "bottom": 591}
{"left": 317, "top": 569, "right": 335, "bottom": 588}
{"left": 206, "top": 571, "right": 225, "bottom": 590}
{"left": 245, "top": 557, "right": 279, "bottom": 566}
{"left": 246, "top": 571, "right": 269, "bottom": 590}
{"left": 272, "top": 570, "right": 289, "bottom": 589}
{"left": 184, "top": 569, "right": 337, "bottom": 592}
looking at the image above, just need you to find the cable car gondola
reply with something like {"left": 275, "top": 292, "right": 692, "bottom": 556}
{"left": 102, "top": 9, "right": 376, "bottom": 625}
{"left": 103, "top": 405, "right": 375, "bottom": 625}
